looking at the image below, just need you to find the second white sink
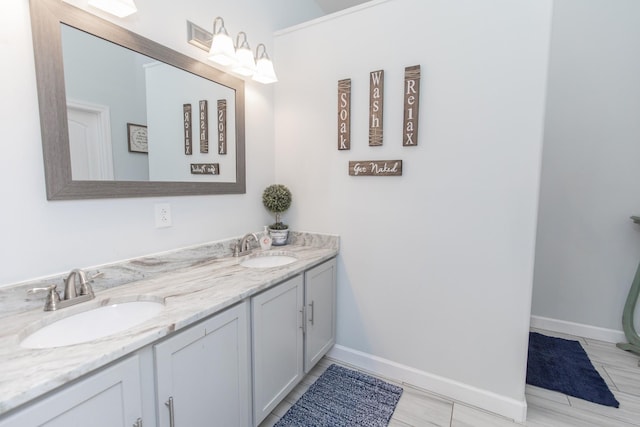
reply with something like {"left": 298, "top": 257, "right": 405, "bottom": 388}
{"left": 20, "top": 300, "right": 165, "bottom": 349}
{"left": 240, "top": 252, "right": 297, "bottom": 268}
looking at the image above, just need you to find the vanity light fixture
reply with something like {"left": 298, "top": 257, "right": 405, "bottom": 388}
{"left": 252, "top": 44, "right": 278, "bottom": 84}
{"left": 208, "top": 17, "right": 237, "bottom": 66}
{"left": 231, "top": 32, "right": 256, "bottom": 76}
{"left": 88, "top": 0, "right": 137, "bottom": 18}
{"left": 187, "top": 19, "right": 277, "bottom": 84}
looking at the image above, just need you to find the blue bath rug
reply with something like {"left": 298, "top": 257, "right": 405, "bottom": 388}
{"left": 527, "top": 332, "right": 619, "bottom": 407}
{"left": 274, "top": 364, "right": 403, "bottom": 426}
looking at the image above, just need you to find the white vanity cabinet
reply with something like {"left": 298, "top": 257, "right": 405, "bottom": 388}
{"left": 303, "top": 257, "right": 337, "bottom": 372}
{"left": 252, "top": 274, "right": 305, "bottom": 425}
{"left": 0, "top": 355, "right": 143, "bottom": 427}
{"left": 252, "top": 257, "right": 337, "bottom": 425}
{"left": 153, "top": 301, "right": 251, "bottom": 427}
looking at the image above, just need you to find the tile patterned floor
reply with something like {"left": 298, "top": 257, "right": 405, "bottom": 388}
{"left": 259, "top": 328, "right": 640, "bottom": 426}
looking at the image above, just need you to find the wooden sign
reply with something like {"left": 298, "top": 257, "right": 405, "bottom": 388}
{"left": 403, "top": 65, "right": 421, "bottom": 146}
{"left": 217, "top": 99, "right": 227, "bottom": 154}
{"left": 127, "top": 123, "right": 147, "bottom": 153}
{"left": 337, "top": 79, "right": 351, "bottom": 150}
{"left": 199, "top": 100, "right": 208, "bottom": 153}
{"left": 369, "top": 70, "right": 384, "bottom": 146}
{"left": 190, "top": 163, "right": 220, "bottom": 175}
{"left": 183, "top": 104, "right": 192, "bottom": 155}
{"left": 349, "top": 160, "right": 402, "bottom": 176}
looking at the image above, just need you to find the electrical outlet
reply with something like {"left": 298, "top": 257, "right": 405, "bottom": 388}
{"left": 155, "top": 203, "right": 172, "bottom": 228}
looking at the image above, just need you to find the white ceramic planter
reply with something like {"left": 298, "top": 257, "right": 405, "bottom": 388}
{"left": 269, "top": 228, "right": 289, "bottom": 246}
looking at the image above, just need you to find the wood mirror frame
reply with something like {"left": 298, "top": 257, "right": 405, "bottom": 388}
{"left": 30, "top": 0, "right": 246, "bottom": 200}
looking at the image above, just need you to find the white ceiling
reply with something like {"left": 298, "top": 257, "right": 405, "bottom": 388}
{"left": 312, "top": 0, "right": 371, "bottom": 14}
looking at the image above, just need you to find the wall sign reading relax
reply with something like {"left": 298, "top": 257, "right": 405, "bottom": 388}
{"left": 183, "top": 104, "right": 192, "bottom": 155}
{"left": 403, "top": 65, "right": 420, "bottom": 146}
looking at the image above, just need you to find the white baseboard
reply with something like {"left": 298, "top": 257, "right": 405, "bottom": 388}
{"left": 530, "top": 315, "right": 626, "bottom": 343}
{"left": 327, "top": 344, "right": 527, "bottom": 423}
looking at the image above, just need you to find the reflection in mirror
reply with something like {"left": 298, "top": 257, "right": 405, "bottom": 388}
{"left": 30, "top": 0, "right": 245, "bottom": 199}
{"left": 61, "top": 25, "right": 236, "bottom": 183}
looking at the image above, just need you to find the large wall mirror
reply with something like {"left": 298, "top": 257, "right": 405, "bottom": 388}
{"left": 30, "top": 0, "right": 245, "bottom": 199}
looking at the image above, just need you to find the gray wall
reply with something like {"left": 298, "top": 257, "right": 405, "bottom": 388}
{"left": 275, "top": 0, "right": 552, "bottom": 420}
{"left": 533, "top": 0, "right": 640, "bottom": 337}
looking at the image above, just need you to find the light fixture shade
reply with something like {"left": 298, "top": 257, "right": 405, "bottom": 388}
{"left": 88, "top": 0, "right": 137, "bottom": 18}
{"left": 208, "top": 17, "right": 236, "bottom": 66}
{"left": 231, "top": 32, "right": 256, "bottom": 76}
{"left": 252, "top": 44, "right": 278, "bottom": 84}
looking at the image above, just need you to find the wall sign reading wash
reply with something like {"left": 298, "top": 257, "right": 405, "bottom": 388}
{"left": 349, "top": 160, "right": 402, "bottom": 176}
{"left": 199, "top": 100, "right": 208, "bottom": 153}
{"left": 368, "top": 70, "right": 384, "bottom": 146}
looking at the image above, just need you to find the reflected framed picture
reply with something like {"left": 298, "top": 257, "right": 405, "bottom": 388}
{"left": 127, "top": 123, "right": 148, "bottom": 153}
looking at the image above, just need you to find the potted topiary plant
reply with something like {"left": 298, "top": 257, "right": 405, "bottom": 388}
{"left": 262, "top": 184, "right": 292, "bottom": 246}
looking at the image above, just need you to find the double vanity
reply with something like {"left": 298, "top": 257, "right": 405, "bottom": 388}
{"left": 0, "top": 232, "right": 338, "bottom": 426}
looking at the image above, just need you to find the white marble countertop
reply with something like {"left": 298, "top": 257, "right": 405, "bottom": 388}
{"left": 0, "top": 232, "right": 338, "bottom": 415}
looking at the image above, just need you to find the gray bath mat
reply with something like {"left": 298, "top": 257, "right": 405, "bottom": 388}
{"left": 275, "top": 364, "right": 403, "bottom": 426}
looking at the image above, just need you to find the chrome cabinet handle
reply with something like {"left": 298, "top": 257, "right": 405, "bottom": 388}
{"left": 308, "top": 301, "right": 315, "bottom": 325}
{"left": 165, "top": 397, "right": 175, "bottom": 427}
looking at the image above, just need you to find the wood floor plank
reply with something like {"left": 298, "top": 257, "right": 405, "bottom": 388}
{"left": 567, "top": 391, "right": 640, "bottom": 426}
{"left": 525, "top": 384, "right": 571, "bottom": 405}
{"left": 604, "top": 365, "right": 640, "bottom": 397}
{"left": 391, "top": 385, "right": 453, "bottom": 427}
{"left": 526, "top": 393, "right": 636, "bottom": 426}
{"left": 582, "top": 340, "right": 640, "bottom": 369}
{"left": 450, "top": 403, "right": 519, "bottom": 427}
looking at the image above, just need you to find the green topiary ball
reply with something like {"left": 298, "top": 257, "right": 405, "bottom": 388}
{"left": 262, "top": 184, "right": 292, "bottom": 228}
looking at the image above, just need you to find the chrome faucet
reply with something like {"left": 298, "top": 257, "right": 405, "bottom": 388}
{"left": 29, "top": 268, "right": 101, "bottom": 311}
{"left": 64, "top": 269, "right": 94, "bottom": 300}
{"left": 233, "top": 233, "right": 258, "bottom": 257}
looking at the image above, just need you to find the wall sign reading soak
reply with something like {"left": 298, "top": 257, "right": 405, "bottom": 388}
{"left": 183, "top": 104, "right": 192, "bottom": 155}
{"left": 349, "top": 160, "right": 402, "bottom": 176}
{"left": 337, "top": 79, "right": 351, "bottom": 150}
{"left": 403, "top": 65, "right": 420, "bottom": 146}
{"left": 369, "top": 70, "right": 384, "bottom": 146}
{"left": 217, "top": 99, "right": 227, "bottom": 154}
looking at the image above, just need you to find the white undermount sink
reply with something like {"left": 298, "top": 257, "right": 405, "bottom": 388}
{"left": 239, "top": 252, "right": 298, "bottom": 268}
{"left": 20, "top": 300, "right": 165, "bottom": 349}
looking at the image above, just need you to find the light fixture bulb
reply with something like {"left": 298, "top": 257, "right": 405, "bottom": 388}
{"left": 252, "top": 44, "right": 278, "bottom": 84}
{"left": 231, "top": 32, "right": 256, "bottom": 77}
{"left": 88, "top": 0, "right": 137, "bottom": 18}
{"left": 208, "top": 17, "right": 237, "bottom": 66}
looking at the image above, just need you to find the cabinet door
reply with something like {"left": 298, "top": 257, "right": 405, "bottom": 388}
{"left": 252, "top": 275, "right": 304, "bottom": 425}
{"left": 0, "top": 356, "right": 142, "bottom": 427}
{"left": 304, "top": 258, "right": 337, "bottom": 373}
{"left": 154, "top": 302, "right": 250, "bottom": 427}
